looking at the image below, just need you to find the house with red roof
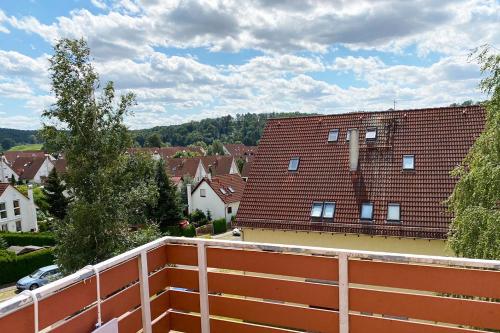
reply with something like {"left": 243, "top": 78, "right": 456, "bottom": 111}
{"left": 223, "top": 144, "right": 257, "bottom": 161}
{"left": 127, "top": 146, "right": 204, "bottom": 160}
{"left": 0, "top": 183, "right": 38, "bottom": 232}
{"left": 234, "top": 106, "right": 486, "bottom": 256}
{"left": 12, "top": 155, "right": 54, "bottom": 184}
{"left": 189, "top": 174, "right": 245, "bottom": 223}
{"left": 0, "top": 155, "right": 19, "bottom": 182}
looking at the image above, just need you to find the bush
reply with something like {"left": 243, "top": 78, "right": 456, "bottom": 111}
{"left": 182, "top": 225, "right": 196, "bottom": 238}
{"left": 0, "top": 232, "right": 56, "bottom": 246}
{"left": 161, "top": 225, "right": 183, "bottom": 236}
{"left": 0, "top": 237, "right": 7, "bottom": 250}
{"left": 0, "top": 248, "right": 55, "bottom": 284}
{"left": 189, "top": 209, "right": 208, "bottom": 227}
{"left": 213, "top": 218, "right": 227, "bottom": 235}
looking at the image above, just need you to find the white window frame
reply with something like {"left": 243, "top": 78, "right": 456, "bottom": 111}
{"left": 360, "top": 202, "right": 374, "bottom": 221}
{"left": 310, "top": 202, "right": 323, "bottom": 218}
{"left": 322, "top": 202, "right": 336, "bottom": 220}
{"left": 0, "top": 202, "right": 6, "bottom": 219}
{"left": 288, "top": 158, "right": 300, "bottom": 171}
{"left": 387, "top": 203, "right": 401, "bottom": 222}
{"left": 13, "top": 200, "right": 20, "bottom": 216}
{"left": 200, "top": 189, "right": 206, "bottom": 197}
{"left": 228, "top": 186, "right": 235, "bottom": 193}
{"left": 220, "top": 188, "right": 228, "bottom": 195}
{"left": 365, "top": 127, "right": 377, "bottom": 141}
{"left": 403, "top": 155, "right": 415, "bottom": 170}
{"left": 328, "top": 129, "right": 339, "bottom": 142}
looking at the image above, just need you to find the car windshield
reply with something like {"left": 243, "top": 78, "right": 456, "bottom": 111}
{"left": 29, "top": 269, "right": 45, "bottom": 278}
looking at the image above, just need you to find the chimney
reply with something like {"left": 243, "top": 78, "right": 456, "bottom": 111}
{"left": 349, "top": 129, "right": 359, "bottom": 172}
{"left": 186, "top": 183, "right": 193, "bottom": 214}
{"left": 27, "top": 184, "right": 39, "bottom": 232}
{"left": 208, "top": 166, "right": 213, "bottom": 181}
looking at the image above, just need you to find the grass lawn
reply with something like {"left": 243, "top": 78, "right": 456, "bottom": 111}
{"left": 8, "top": 144, "right": 43, "bottom": 151}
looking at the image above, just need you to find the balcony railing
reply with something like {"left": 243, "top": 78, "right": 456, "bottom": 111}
{"left": 0, "top": 236, "right": 499, "bottom": 333}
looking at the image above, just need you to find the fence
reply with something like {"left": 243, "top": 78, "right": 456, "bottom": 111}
{"left": 0, "top": 236, "right": 499, "bottom": 333}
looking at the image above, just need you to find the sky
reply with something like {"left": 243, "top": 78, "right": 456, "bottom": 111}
{"left": 0, "top": 0, "right": 499, "bottom": 130}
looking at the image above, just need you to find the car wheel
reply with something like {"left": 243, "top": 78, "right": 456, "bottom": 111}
{"left": 29, "top": 284, "right": 39, "bottom": 290}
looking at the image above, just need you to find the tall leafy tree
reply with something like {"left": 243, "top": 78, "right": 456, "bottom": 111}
{"left": 146, "top": 133, "right": 162, "bottom": 147}
{"left": 448, "top": 46, "right": 500, "bottom": 259}
{"left": 42, "top": 39, "right": 159, "bottom": 272}
{"left": 207, "top": 139, "right": 225, "bottom": 155}
{"left": 43, "top": 168, "right": 69, "bottom": 220}
{"left": 148, "top": 159, "right": 182, "bottom": 229}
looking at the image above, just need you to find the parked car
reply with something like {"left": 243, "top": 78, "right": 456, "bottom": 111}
{"left": 16, "top": 265, "right": 61, "bottom": 291}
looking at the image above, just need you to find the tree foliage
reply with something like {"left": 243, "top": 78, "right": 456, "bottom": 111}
{"left": 207, "top": 139, "right": 225, "bottom": 155}
{"left": 447, "top": 45, "right": 500, "bottom": 259}
{"left": 41, "top": 39, "right": 159, "bottom": 273}
{"left": 43, "top": 168, "right": 69, "bottom": 220}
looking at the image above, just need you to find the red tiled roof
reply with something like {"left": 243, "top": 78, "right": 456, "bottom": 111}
{"left": 12, "top": 156, "right": 47, "bottom": 180}
{"left": 166, "top": 158, "right": 201, "bottom": 178}
{"left": 224, "top": 144, "right": 258, "bottom": 158}
{"left": 235, "top": 106, "right": 486, "bottom": 239}
{"left": 3, "top": 151, "right": 45, "bottom": 163}
{"left": 194, "top": 174, "right": 246, "bottom": 204}
{"left": 52, "top": 159, "right": 67, "bottom": 174}
{"left": 0, "top": 183, "right": 9, "bottom": 196}
{"left": 241, "top": 160, "right": 253, "bottom": 178}
{"left": 128, "top": 146, "right": 203, "bottom": 159}
{"left": 199, "top": 156, "right": 235, "bottom": 176}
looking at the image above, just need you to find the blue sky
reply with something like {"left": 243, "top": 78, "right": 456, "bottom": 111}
{"left": 0, "top": 0, "right": 499, "bottom": 129}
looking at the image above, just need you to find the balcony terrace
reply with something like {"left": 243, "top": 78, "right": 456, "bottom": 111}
{"left": 0, "top": 236, "right": 499, "bottom": 333}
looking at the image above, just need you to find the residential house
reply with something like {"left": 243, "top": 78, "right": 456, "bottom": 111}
{"left": 12, "top": 156, "right": 54, "bottom": 184}
{"left": 0, "top": 183, "right": 38, "bottom": 232}
{"left": 166, "top": 158, "right": 206, "bottom": 185}
{"left": 127, "top": 146, "right": 204, "bottom": 160}
{"left": 223, "top": 144, "right": 257, "bottom": 161}
{"left": 2, "top": 151, "right": 48, "bottom": 164}
{"left": 240, "top": 160, "right": 253, "bottom": 181}
{"left": 0, "top": 155, "right": 19, "bottom": 182}
{"left": 234, "top": 106, "right": 486, "bottom": 256}
{"left": 199, "top": 156, "right": 239, "bottom": 177}
{"left": 189, "top": 174, "right": 245, "bottom": 223}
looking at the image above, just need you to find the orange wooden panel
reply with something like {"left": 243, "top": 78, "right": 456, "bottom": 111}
{"left": 100, "top": 257, "right": 139, "bottom": 298}
{"left": 149, "top": 268, "right": 169, "bottom": 296}
{"left": 38, "top": 277, "right": 97, "bottom": 330}
{"left": 350, "top": 287, "right": 500, "bottom": 330}
{"left": 350, "top": 313, "right": 482, "bottom": 333}
{"left": 207, "top": 247, "right": 338, "bottom": 280}
{"left": 152, "top": 312, "right": 170, "bottom": 333}
{"left": 208, "top": 271, "right": 339, "bottom": 309}
{"left": 166, "top": 244, "right": 198, "bottom": 266}
{"left": 0, "top": 304, "right": 34, "bottom": 333}
{"left": 349, "top": 259, "right": 500, "bottom": 298}
{"left": 167, "top": 267, "right": 199, "bottom": 289}
{"left": 170, "top": 311, "right": 201, "bottom": 333}
{"left": 101, "top": 283, "right": 140, "bottom": 323}
{"left": 118, "top": 307, "right": 142, "bottom": 333}
{"left": 147, "top": 245, "right": 168, "bottom": 272}
{"left": 50, "top": 305, "right": 98, "bottom": 333}
{"left": 169, "top": 289, "right": 200, "bottom": 313}
{"left": 209, "top": 294, "right": 339, "bottom": 333}
{"left": 151, "top": 291, "right": 170, "bottom": 321}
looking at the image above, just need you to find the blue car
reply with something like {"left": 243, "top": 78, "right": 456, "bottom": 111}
{"left": 16, "top": 265, "right": 61, "bottom": 291}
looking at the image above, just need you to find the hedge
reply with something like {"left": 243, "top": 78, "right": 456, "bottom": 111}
{"left": 0, "top": 248, "right": 55, "bottom": 284}
{"left": 182, "top": 225, "right": 196, "bottom": 238}
{"left": 0, "top": 232, "right": 56, "bottom": 247}
{"left": 213, "top": 218, "right": 227, "bottom": 235}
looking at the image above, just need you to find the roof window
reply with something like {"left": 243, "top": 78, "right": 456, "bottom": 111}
{"left": 228, "top": 186, "right": 235, "bottom": 193}
{"left": 365, "top": 127, "right": 377, "bottom": 141}
{"left": 310, "top": 202, "right": 323, "bottom": 218}
{"left": 387, "top": 203, "right": 401, "bottom": 222}
{"left": 323, "top": 202, "right": 336, "bottom": 219}
{"left": 288, "top": 157, "right": 300, "bottom": 171}
{"left": 360, "top": 202, "right": 374, "bottom": 221}
{"left": 220, "top": 188, "right": 227, "bottom": 195}
{"left": 403, "top": 155, "right": 415, "bottom": 170}
{"left": 328, "top": 129, "right": 339, "bottom": 142}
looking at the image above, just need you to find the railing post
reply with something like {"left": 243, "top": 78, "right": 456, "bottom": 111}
{"left": 24, "top": 290, "right": 38, "bottom": 333}
{"left": 339, "top": 253, "right": 349, "bottom": 333}
{"left": 197, "top": 242, "right": 210, "bottom": 333}
{"left": 138, "top": 251, "right": 152, "bottom": 333}
{"left": 90, "top": 266, "right": 102, "bottom": 327}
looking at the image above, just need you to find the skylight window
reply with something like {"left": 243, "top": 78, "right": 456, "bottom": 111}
{"left": 288, "top": 157, "right": 300, "bottom": 171}
{"left": 323, "top": 202, "right": 336, "bottom": 219}
{"left": 365, "top": 127, "right": 377, "bottom": 141}
{"left": 310, "top": 202, "right": 323, "bottom": 218}
{"left": 228, "top": 186, "right": 235, "bottom": 193}
{"left": 328, "top": 129, "right": 339, "bottom": 142}
{"left": 403, "top": 155, "right": 415, "bottom": 170}
{"left": 387, "top": 203, "right": 401, "bottom": 222}
{"left": 360, "top": 202, "right": 374, "bottom": 220}
{"left": 220, "top": 188, "right": 228, "bottom": 195}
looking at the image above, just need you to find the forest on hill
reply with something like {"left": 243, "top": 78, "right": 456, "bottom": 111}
{"left": 0, "top": 128, "right": 39, "bottom": 151}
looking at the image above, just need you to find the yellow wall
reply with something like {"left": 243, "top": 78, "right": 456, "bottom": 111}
{"left": 242, "top": 228, "right": 453, "bottom": 256}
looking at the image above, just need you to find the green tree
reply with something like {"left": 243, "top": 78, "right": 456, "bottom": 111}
{"left": 41, "top": 39, "right": 158, "bottom": 273}
{"left": 447, "top": 45, "right": 500, "bottom": 259}
{"left": 1, "top": 138, "right": 15, "bottom": 150}
{"left": 43, "top": 168, "right": 69, "bottom": 220}
{"left": 207, "top": 139, "right": 225, "bottom": 155}
{"left": 172, "top": 150, "right": 200, "bottom": 158}
{"left": 9, "top": 175, "right": 16, "bottom": 186}
{"left": 16, "top": 185, "right": 49, "bottom": 213}
{"left": 148, "top": 159, "right": 182, "bottom": 229}
{"left": 146, "top": 133, "right": 162, "bottom": 147}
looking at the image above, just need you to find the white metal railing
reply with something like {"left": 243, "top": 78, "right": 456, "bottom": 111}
{"left": 1, "top": 236, "right": 499, "bottom": 333}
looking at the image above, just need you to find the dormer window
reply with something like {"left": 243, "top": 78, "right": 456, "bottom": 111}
{"left": 403, "top": 155, "right": 415, "bottom": 170}
{"left": 360, "top": 202, "right": 374, "bottom": 221}
{"left": 310, "top": 202, "right": 323, "bottom": 218}
{"left": 328, "top": 129, "right": 339, "bottom": 142}
{"left": 288, "top": 157, "right": 300, "bottom": 171}
{"left": 365, "top": 127, "right": 377, "bottom": 141}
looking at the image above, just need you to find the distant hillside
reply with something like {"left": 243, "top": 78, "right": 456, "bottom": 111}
{"left": 132, "top": 112, "right": 313, "bottom": 147}
{"left": 0, "top": 128, "right": 39, "bottom": 151}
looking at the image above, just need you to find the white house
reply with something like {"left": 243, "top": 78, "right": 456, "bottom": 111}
{"left": 188, "top": 174, "right": 245, "bottom": 223}
{"left": 12, "top": 156, "right": 54, "bottom": 184}
{"left": 0, "top": 183, "right": 38, "bottom": 232}
{"left": 0, "top": 156, "right": 19, "bottom": 183}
